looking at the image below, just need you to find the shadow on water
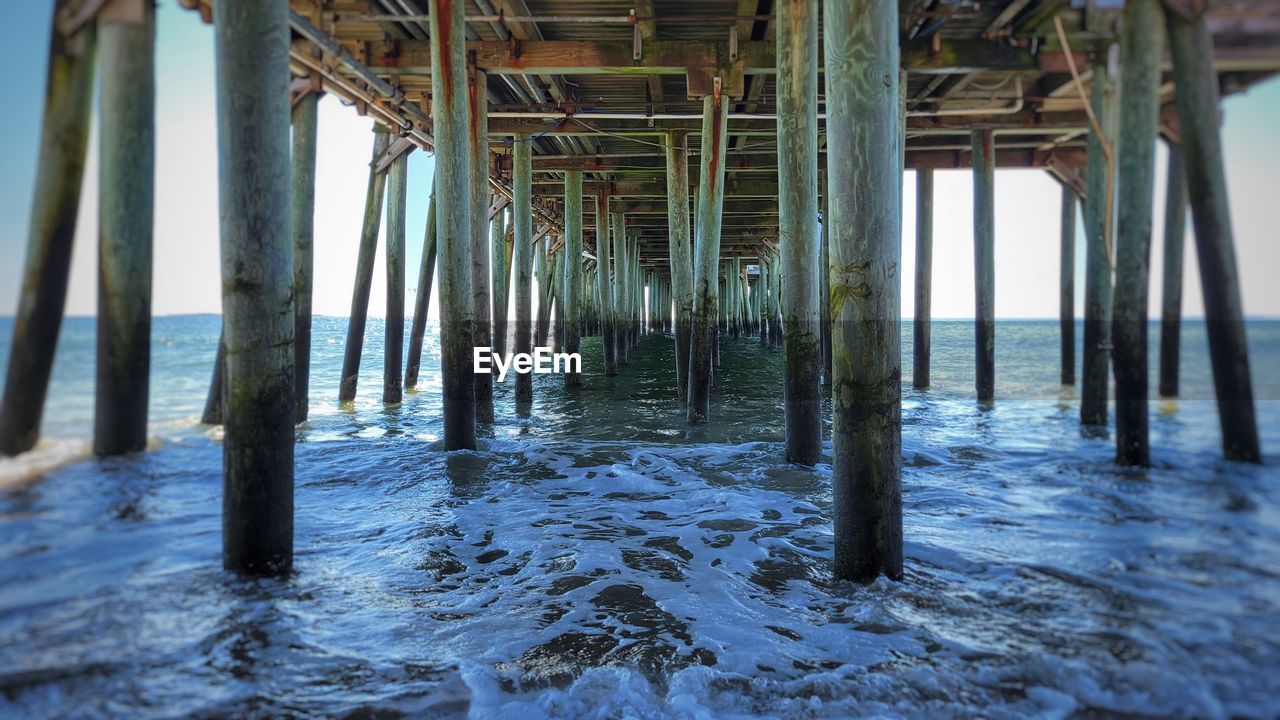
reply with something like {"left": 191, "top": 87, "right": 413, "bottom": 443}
{"left": 1, "top": 318, "right": 1279, "bottom": 717}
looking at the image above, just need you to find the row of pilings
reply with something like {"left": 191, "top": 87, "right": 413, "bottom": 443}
{"left": 0, "top": 0, "right": 1262, "bottom": 584}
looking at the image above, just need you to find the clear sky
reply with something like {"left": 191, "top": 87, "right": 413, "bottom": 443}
{"left": 1, "top": 2, "right": 1277, "bottom": 320}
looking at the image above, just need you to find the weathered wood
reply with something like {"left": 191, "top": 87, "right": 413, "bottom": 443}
{"left": 825, "top": 0, "right": 902, "bottom": 582}
{"left": 201, "top": 333, "right": 225, "bottom": 425}
{"left": 470, "top": 68, "right": 494, "bottom": 422}
{"left": 513, "top": 137, "right": 534, "bottom": 405}
{"left": 1158, "top": 143, "right": 1186, "bottom": 398}
{"left": 687, "top": 93, "right": 729, "bottom": 422}
{"left": 972, "top": 129, "right": 996, "bottom": 403}
{"left": 338, "top": 128, "right": 391, "bottom": 403}
{"left": 776, "top": 0, "right": 822, "bottom": 465}
{"left": 820, "top": 173, "right": 832, "bottom": 391}
{"left": 405, "top": 186, "right": 437, "bottom": 389}
{"left": 1081, "top": 59, "right": 1115, "bottom": 427}
{"left": 1166, "top": 7, "right": 1261, "bottom": 462}
{"left": 291, "top": 92, "right": 319, "bottom": 421}
{"left": 913, "top": 169, "right": 933, "bottom": 390}
{"left": 599, "top": 200, "right": 618, "bottom": 375}
{"left": 665, "top": 131, "right": 696, "bottom": 397}
{"left": 0, "top": 1, "right": 96, "bottom": 457}
{"left": 95, "top": 2, "right": 155, "bottom": 456}
{"left": 616, "top": 219, "right": 631, "bottom": 363}
{"left": 491, "top": 206, "right": 511, "bottom": 359}
{"left": 1112, "top": 0, "right": 1163, "bottom": 466}
{"left": 1059, "top": 182, "right": 1076, "bottom": 386}
{"left": 535, "top": 233, "right": 552, "bottom": 346}
{"left": 214, "top": 0, "right": 295, "bottom": 576}
{"left": 384, "top": 153, "right": 408, "bottom": 405}
{"left": 430, "top": 0, "right": 477, "bottom": 449}
{"left": 367, "top": 37, "right": 1072, "bottom": 77}
{"left": 563, "top": 171, "right": 584, "bottom": 388}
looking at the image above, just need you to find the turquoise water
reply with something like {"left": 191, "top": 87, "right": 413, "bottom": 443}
{"left": 1, "top": 316, "right": 1278, "bottom": 718}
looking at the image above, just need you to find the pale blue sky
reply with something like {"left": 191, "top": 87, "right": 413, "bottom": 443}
{"left": 1, "top": 1, "right": 1277, "bottom": 319}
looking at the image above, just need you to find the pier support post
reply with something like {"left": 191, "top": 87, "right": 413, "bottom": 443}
{"left": 470, "top": 69, "right": 494, "bottom": 422}
{"left": 1082, "top": 61, "right": 1115, "bottom": 427}
{"left": 1158, "top": 144, "right": 1186, "bottom": 398}
{"left": 824, "top": 0, "right": 902, "bottom": 582}
{"left": 665, "top": 130, "right": 693, "bottom": 399}
{"left": 214, "top": 0, "right": 295, "bottom": 575}
{"left": 291, "top": 91, "right": 319, "bottom": 421}
{"left": 492, "top": 207, "right": 511, "bottom": 359}
{"left": 563, "top": 172, "right": 584, "bottom": 388}
{"left": 913, "top": 169, "right": 933, "bottom": 390}
{"left": 0, "top": 2, "right": 96, "bottom": 457}
{"left": 383, "top": 153, "right": 408, "bottom": 405}
{"left": 758, "top": 255, "right": 771, "bottom": 347}
{"left": 536, "top": 237, "right": 553, "bottom": 347}
{"left": 430, "top": 0, "right": 476, "bottom": 449}
{"left": 513, "top": 138, "right": 534, "bottom": 405}
{"left": 599, "top": 200, "right": 617, "bottom": 375}
{"left": 620, "top": 222, "right": 633, "bottom": 363}
{"left": 820, "top": 174, "right": 832, "bottom": 390}
{"left": 777, "top": 0, "right": 822, "bottom": 465}
{"left": 1165, "top": 6, "right": 1261, "bottom": 462}
{"left": 405, "top": 188, "right": 437, "bottom": 389}
{"left": 339, "top": 128, "right": 391, "bottom": 402}
{"left": 95, "top": 1, "right": 155, "bottom": 456}
{"left": 1059, "top": 183, "right": 1076, "bottom": 386}
{"left": 202, "top": 335, "right": 225, "bottom": 425}
{"left": 1112, "top": 0, "right": 1163, "bottom": 466}
{"left": 972, "top": 129, "right": 996, "bottom": 403}
{"left": 687, "top": 92, "right": 729, "bottom": 423}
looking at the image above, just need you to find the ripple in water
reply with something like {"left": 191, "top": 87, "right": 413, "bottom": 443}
{"left": 0, "top": 317, "right": 1278, "bottom": 718}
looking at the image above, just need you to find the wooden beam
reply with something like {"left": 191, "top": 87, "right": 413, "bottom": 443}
{"left": 362, "top": 38, "right": 1088, "bottom": 76}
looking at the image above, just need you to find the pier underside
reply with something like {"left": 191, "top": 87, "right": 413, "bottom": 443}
{"left": 3, "top": 0, "right": 1276, "bottom": 582}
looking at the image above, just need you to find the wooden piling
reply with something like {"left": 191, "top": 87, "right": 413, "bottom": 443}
{"left": 470, "top": 68, "right": 494, "bottom": 422}
{"left": 405, "top": 186, "right": 437, "bottom": 389}
{"left": 492, "top": 207, "right": 511, "bottom": 359}
{"left": 1081, "top": 62, "right": 1115, "bottom": 427}
{"left": 777, "top": 0, "right": 822, "bottom": 465}
{"left": 824, "top": 0, "right": 902, "bottom": 582}
{"left": 513, "top": 138, "right": 534, "bottom": 405}
{"left": 664, "top": 131, "right": 693, "bottom": 400}
{"left": 291, "top": 91, "right": 319, "bottom": 421}
{"left": 1165, "top": 6, "right": 1261, "bottom": 462}
{"left": 563, "top": 171, "right": 584, "bottom": 387}
{"left": 972, "top": 129, "right": 996, "bottom": 403}
{"left": 535, "top": 235, "right": 551, "bottom": 347}
{"left": 687, "top": 91, "right": 728, "bottom": 423}
{"left": 383, "top": 153, "right": 408, "bottom": 405}
{"left": 94, "top": 1, "right": 155, "bottom": 456}
{"left": 0, "top": 1, "right": 96, "bottom": 457}
{"left": 769, "top": 252, "right": 783, "bottom": 349}
{"left": 1158, "top": 144, "right": 1186, "bottom": 398}
{"left": 1112, "top": 0, "right": 1163, "bottom": 466}
{"left": 429, "top": 0, "right": 476, "bottom": 449}
{"left": 599, "top": 197, "right": 617, "bottom": 375}
{"left": 214, "top": 0, "right": 295, "bottom": 575}
{"left": 1059, "top": 183, "right": 1076, "bottom": 386}
{"left": 913, "top": 169, "right": 934, "bottom": 390}
{"left": 820, "top": 174, "right": 832, "bottom": 390}
{"left": 201, "top": 334, "right": 225, "bottom": 425}
{"left": 758, "top": 255, "right": 771, "bottom": 347}
{"left": 618, "top": 221, "right": 633, "bottom": 363}
{"left": 338, "top": 128, "right": 391, "bottom": 402}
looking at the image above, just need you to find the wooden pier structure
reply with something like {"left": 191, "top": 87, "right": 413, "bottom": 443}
{"left": 2, "top": 0, "right": 1276, "bottom": 580}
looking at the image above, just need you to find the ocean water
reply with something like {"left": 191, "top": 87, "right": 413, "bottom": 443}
{"left": 1, "top": 315, "right": 1278, "bottom": 718}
